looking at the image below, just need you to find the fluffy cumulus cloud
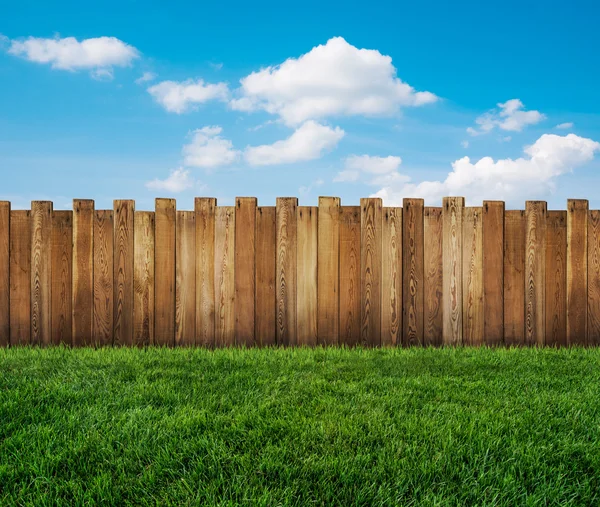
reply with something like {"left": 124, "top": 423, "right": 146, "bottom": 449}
{"left": 6, "top": 35, "right": 139, "bottom": 79}
{"left": 467, "top": 99, "right": 545, "bottom": 136}
{"left": 148, "top": 79, "right": 229, "bottom": 113}
{"left": 183, "top": 126, "right": 240, "bottom": 169}
{"left": 230, "top": 37, "right": 437, "bottom": 126}
{"left": 368, "top": 134, "right": 600, "bottom": 206}
{"left": 334, "top": 155, "right": 407, "bottom": 186}
{"left": 145, "top": 168, "right": 195, "bottom": 193}
{"left": 244, "top": 121, "right": 344, "bottom": 166}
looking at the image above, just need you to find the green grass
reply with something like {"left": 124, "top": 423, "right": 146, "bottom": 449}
{"left": 1, "top": 347, "right": 600, "bottom": 506}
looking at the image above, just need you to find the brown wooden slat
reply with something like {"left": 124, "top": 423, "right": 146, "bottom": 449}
{"left": 155, "top": 198, "right": 176, "bottom": 346}
{"left": 525, "top": 201, "right": 547, "bottom": 346}
{"left": 504, "top": 210, "right": 526, "bottom": 346}
{"left": 31, "top": 201, "right": 52, "bottom": 346}
{"left": 51, "top": 210, "right": 72, "bottom": 345}
{"left": 176, "top": 211, "right": 195, "bottom": 346}
{"left": 381, "top": 207, "right": 401, "bottom": 347}
{"left": 339, "top": 206, "right": 361, "bottom": 347}
{"left": 255, "top": 206, "right": 276, "bottom": 346}
{"left": 462, "top": 207, "right": 483, "bottom": 346}
{"left": 195, "top": 198, "right": 216, "bottom": 348}
{"left": 567, "top": 199, "right": 588, "bottom": 346}
{"left": 546, "top": 210, "right": 567, "bottom": 347}
{"left": 93, "top": 210, "right": 113, "bottom": 346}
{"left": 73, "top": 199, "right": 94, "bottom": 346}
{"left": 276, "top": 198, "right": 297, "bottom": 346}
{"left": 588, "top": 209, "right": 600, "bottom": 346}
{"left": 215, "top": 206, "right": 235, "bottom": 347}
{"left": 297, "top": 206, "right": 318, "bottom": 346}
{"left": 113, "top": 200, "right": 134, "bottom": 346}
{"left": 442, "top": 197, "right": 464, "bottom": 346}
{"left": 0, "top": 202, "right": 9, "bottom": 346}
{"left": 402, "top": 198, "right": 424, "bottom": 346}
{"left": 234, "top": 197, "right": 256, "bottom": 347}
{"left": 10, "top": 210, "right": 31, "bottom": 345}
{"left": 361, "top": 198, "right": 382, "bottom": 347}
{"left": 423, "top": 207, "right": 443, "bottom": 346}
{"left": 483, "top": 201, "right": 504, "bottom": 346}
{"left": 133, "top": 212, "right": 154, "bottom": 347}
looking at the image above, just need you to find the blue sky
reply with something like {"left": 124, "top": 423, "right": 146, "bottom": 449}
{"left": 1, "top": 0, "right": 599, "bottom": 211}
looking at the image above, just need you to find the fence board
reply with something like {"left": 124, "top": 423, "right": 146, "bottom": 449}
{"left": 276, "top": 198, "right": 297, "bottom": 346}
{"left": 588, "top": 209, "right": 600, "bottom": 346}
{"left": 133, "top": 212, "right": 154, "bottom": 347}
{"left": 566, "top": 199, "right": 588, "bottom": 346}
{"left": 93, "top": 210, "right": 113, "bottom": 346}
{"left": 504, "top": 210, "right": 526, "bottom": 346}
{"left": 31, "top": 201, "right": 52, "bottom": 346}
{"left": 339, "top": 206, "right": 361, "bottom": 347}
{"left": 155, "top": 199, "right": 176, "bottom": 346}
{"left": 72, "top": 200, "right": 94, "bottom": 346}
{"left": 297, "top": 206, "right": 318, "bottom": 346}
{"left": 546, "top": 210, "right": 567, "bottom": 347}
{"left": 462, "top": 207, "right": 483, "bottom": 346}
{"left": 443, "top": 197, "right": 464, "bottom": 346}
{"left": 317, "top": 197, "right": 340, "bottom": 345}
{"left": 402, "top": 198, "right": 424, "bottom": 346}
{"left": 483, "top": 201, "right": 504, "bottom": 345}
{"left": 0, "top": 202, "right": 9, "bottom": 346}
{"left": 361, "top": 198, "right": 382, "bottom": 347}
{"left": 113, "top": 200, "right": 134, "bottom": 346}
{"left": 525, "top": 201, "right": 547, "bottom": 346}
{"left": 255, "top": 206, "right": 276, "bottom": 346}
{"left": 382, "top": 207, "right": 401, "bottom": 346}
{"left": 51, "top": 211, "right": 72, "bottom": 345}
{"left": 234, "top": 197, "right": 256, "bottom": 347}
{"left": 10, "top": 210, "right": 30, "bottom": 345}
{"left": 215, "top": 206, "right": 235, "bottom": 347}
{"left": 195, "top": 198, "right": 216, "bottom": 348}
{"left": 424, "top": 207, "right": 443, "bottom": 346}
{"left": 176, "top": 211, "right": 195, "bottom": 346}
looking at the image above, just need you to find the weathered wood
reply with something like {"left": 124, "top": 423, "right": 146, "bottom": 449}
{"left": 402, "top": 198, "right": 424, "bottom": 346}
{"left": 317, "top": 197, "right": 340, "bottom": 346}
{"left": 0, "top": 202, "right": 9, "bottom": 346}
{"left": 195, "top": 198, "right": 216, "bottom": 348}
{"left": 339, "top": 206, "right": 361, "bottom": 347}
{"left": 381, "top": 207, "right": 401, "bottom": 346}
{"left": 51, "top": 211, "right": 72, "bottom": 345}
{"left": 113, "top": 200, "right": 134, "bottom": 346}
{"left": 483, "top": 201, "right": 504, "bottom": 346}
{"left": 9, "top": 210, "right": 31, "bottom": 345}
{"left": 504, "top": 210, "right": 526, "bottom": 346}
{"left": 73, "top": 200, "right": 94, "bottom": 346}
{"left": 297, "top": 206, "right": 318, "bottom": 346}
{"left": 361, "top": 198, "right": 382, "bottom": 347}
{"left": 546, "top": 211, "right": 567, "bottom": 347}
{"left": 155, "top": 198, "right": 176, "bottom": 346}
{"left": 93, "top": 210, "right": 113, "bottom": 346}
{"left": 462, "top": 207, "right": 483, "bottom": 346}
{"left": 133, "top": 212, "right": 154, "bottom": 347}
{"left": 215, "top": 206, "right": 235, "bottom": 347}
{"left": 276, "top": 198, "right": 297, "bottom": 346}
{"left": 176, "top": 211, "right": 195, "bottom": 346}
{"left": 255, "top": 206, "right": 276, "bottom": 346}
{"left": 442, "top": 197, "right": 464, "bottom": 346}
{"left": 423, "top": 207, "right": 443, "bottom": 346}
{"left": 567, "top": 199, "right": 588, "bottom": 346}
{"left": 525, "top": 201, "right": 547, "bottom": 346}
{"left": 588, "top": 209, "right": 600, "bottom": 346}
{"left": 31, "top": 201, "right": 52, "bottom": 346}
{"left": 234, "top": 197, "right": 256, "bottom": 347}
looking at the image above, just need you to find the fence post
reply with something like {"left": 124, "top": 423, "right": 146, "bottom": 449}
{"left": 195, "top": 198, "right": 216, "bottom": 348}
{"left": 51, "top": 210, "right": 73, "bottom": 346}
{"left": 462, "top": 206, "right": 483, "bottom": 346}
{"left": 567, "top": 199, "right": 588, "bottom": 345}
{"left": 297, "top": 205, "right": 317, "bottom": 346}
{"left": 361, "top": 197, "right": 382, "bottom": 347}
{"left": 424, "top": 206, "right": 443, "bottom": 346}
{"left": 525, "top": 201, "right": 547, "bottom": 346}
{"left": 235, "top": 197, "right": 257, "bottom": 347}
{"left": 255, "top": 206, "right": 276, "bottom": 347}
{"left": 31, "top": 201, "right": 53, "bottom": 346}
{"left": 113, "top": 200, "right": 135, "bottom": 346}
{"left": 0, "top": 202, "right": 9, "bottom": 346}
{"left": 133, "top": 211, "right": 154, "bottom": 347}
{"left": 483, "top": 201, "right": 505, "bottom": 346}
{"left": 73, "top": 199, "right": 94, "bottom": 346}
{"left": 546, "top": 210, "right": 567, "bottom": 346}
{"left": 276, "top": 197, "right": 297, "bottom": 346}
{"left": 442, "top": 197, "right": 464, "bottom": 346}
{"left": 402, "top": 198, "right": 424, "bottom": 347}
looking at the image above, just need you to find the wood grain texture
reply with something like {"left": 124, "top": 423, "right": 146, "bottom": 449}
{"left": 462, "top": 207, "right": 483, "bottom": 346}
{"left": 176, "top": 211, "right": 195, "bottom": 346}
{"left": 51, "top": 211, "right": 72, "bottom": 346}
{"left": 339, "top": 206, "right": 361, "bottom": 347}
{"left": 567, "top": 199, "right": 588, "bottom": 346}
{"left": 215, "top": 206, "right": 235, "bottom": 347}
{"left": 155, "top": 198, "right": 176, "bottom": 346}
{"left": 0, "top": 202, "right": 9, "bottom": 346}
{"left": 133, "top": 212, "right": 154, "bottom": 347}
{"left": 276, "top": 198, "right": 297, "bottom": 346}
{"left": 317, "top": 197, "right": 340, "bottom": 346}
{"left": 255, "top": 206, "right": 276, "bottom": 346}
{"left": 423, "top": 207, "right": 443, "bottom": 346}
{"left": 234, "top": 197, "right": 256, "bottom": 347}
{"left": 504, "top": 210, "right": 526, "bottom": 346}
{"left": 297, "top": 206, "right": 318, "bottom": 346}
{"left": 72, "top": 200, "right": 94, "bottom": 346}
{"left": 9, "top": 210, "right": 31, "bottom": 345}
{"left": 442, "top": 197, "right": 464, "bottom": 346}
{"left": 361, "top": 198, "right": 382, "bottom": 347}
{"left": 483, "top": 201, "right": 504, "bottom": 346}
{"left": 93, "top": 210, "right": 113, "bottom": 346}
{"left": 381, "top": 207, "right": 401, "bottom": 346}
{"left": 31, "top": 201, "right": 52, "bottom": 346}
{"left": 525, "top": 201, "right": 547, "bottom": 346}
{"left": 402, "top": 198, "right": 424, "bottom": 347}
{"left": 588, "top": 209, "right": 600, "bottom": 346}
{"left": 113, "top": 200, "right": 134, "bottom": 346}
{"left": 546, "top": 211, "right": 567, "bottom": 347}
{"left": 195, "top": 198, "right": 216, "bottom": 348}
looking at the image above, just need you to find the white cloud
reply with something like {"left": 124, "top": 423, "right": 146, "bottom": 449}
{"left": 334, "top": 154, "right": 406, "bottom": 185}
{"left": 146, "top": 168, "right": 195, "bottom": 193}
{"left": 230, "top": 36, "right": 437, "bottom": 126}
{"left": 333, "top": 169, "right": 360, "bottom": 182}
{"left": 370, "top": 133, "right": 600, "bottom": 206}
{"left": 461, "top": 140, "right": 469, "bottom": 148}
{"left": 148, "top": 79, "right": 229, "bottom": 114}
{"left": 183, "top": 126, "right": 240, "bottom": 169}
{"left": 135, "top": 71, "right": 156, "bottom": 84}
{"left": 91, "top": 68, "right": 114, "bottom": 81}
{"left": 556, "top": 122, "right": 574, "bottom": 130}
{"left": 6, "top": 35, "right": 139, "bottom": 79}
{"left": 467, "top": 99, "right": 545, "bottom": 136}
{"left": 244, "top": 121, "right": 344, "bottom": 166}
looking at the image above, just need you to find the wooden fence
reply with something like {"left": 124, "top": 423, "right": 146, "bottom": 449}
{"left": 0, "top": 196, "right": 597, "bottom": 347}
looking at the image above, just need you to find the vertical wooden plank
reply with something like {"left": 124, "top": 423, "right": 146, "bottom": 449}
{"left": 215, "top": 206, "right": 235, "bottom": 347}
{"left": 504, "top": 210, "right": 526, "bottom": 346}
{"left": 483, "top": 201, "right": 505, "bottom": 346}
{"left": 588, "top": 210, "right": 600, "bottom": 346}
{"left": 234, "top": 197, "right": 256, "bottom": 347}
{"left": 255, "top": 206, "right": 276, "bottom": 347}
{"left": 0, "top": 202, "right": 9, "bottom": 346}
{"left": 525, "top": 201, "right": 547, "bottom": 346}
{"left": 297, "top": 206, "right": 318, "bottom": 346}
{"left": 361, "top": 198, "right": 382, "bottom": 347}
{"left": 51, "top": 210, "right": 72, "bottom": 346}
{"left": 442, "top": 197, "right": 464, "bottom": 346}
{"left": 402, "top": 198, "right": 424, "bottom": 347}
{"left": 93, "top": 210, "right": 114, "bottom": 346}
{"left": 423, "top": 207, "right": 443, "bottom": 346}
{"left": 9, "top": 210, "right": 31, "bottom": 345}
{"left": 276, "top": 197, "right": 297, "bottom": 346}
{"left": 462, "top": 207, "right": 483, "bottom": 346}
{"left": 133, "top": 212, "right": 154, "bottom": 347}
{"left": 546, "top": 211, "right": 567, "bottom": 347}
{"left": 339, "top": 206, "right": 361, "bottom": 347}
{"left": 31, "top": 201, "right": 52, "bottom": 346}
{"left": 113, "top": 200, "right": 134, "bottom": 346}
{"left": 154, "top": 199, "right": 176, "bottom": 346}
{"left": 176, "top": 211, "right": 195, "bottom": 346}
{"left": 72, "top": 199, "right": 94, "bottom": 347}
{"left": 381, "top": 207, "right": 401, "bottom": 347}
{"left": 195, "top": 198, "right": 216, "bottom": 348}
{"left": 567, "top": 199, "right": 588, "bottom": 346}
{"left": 317, "top": 197, "right": 340, "bottom": 346}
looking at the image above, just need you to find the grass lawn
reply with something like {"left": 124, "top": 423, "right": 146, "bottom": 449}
{"left": 1, "top": 346, "right": 600, "bottom": 506}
